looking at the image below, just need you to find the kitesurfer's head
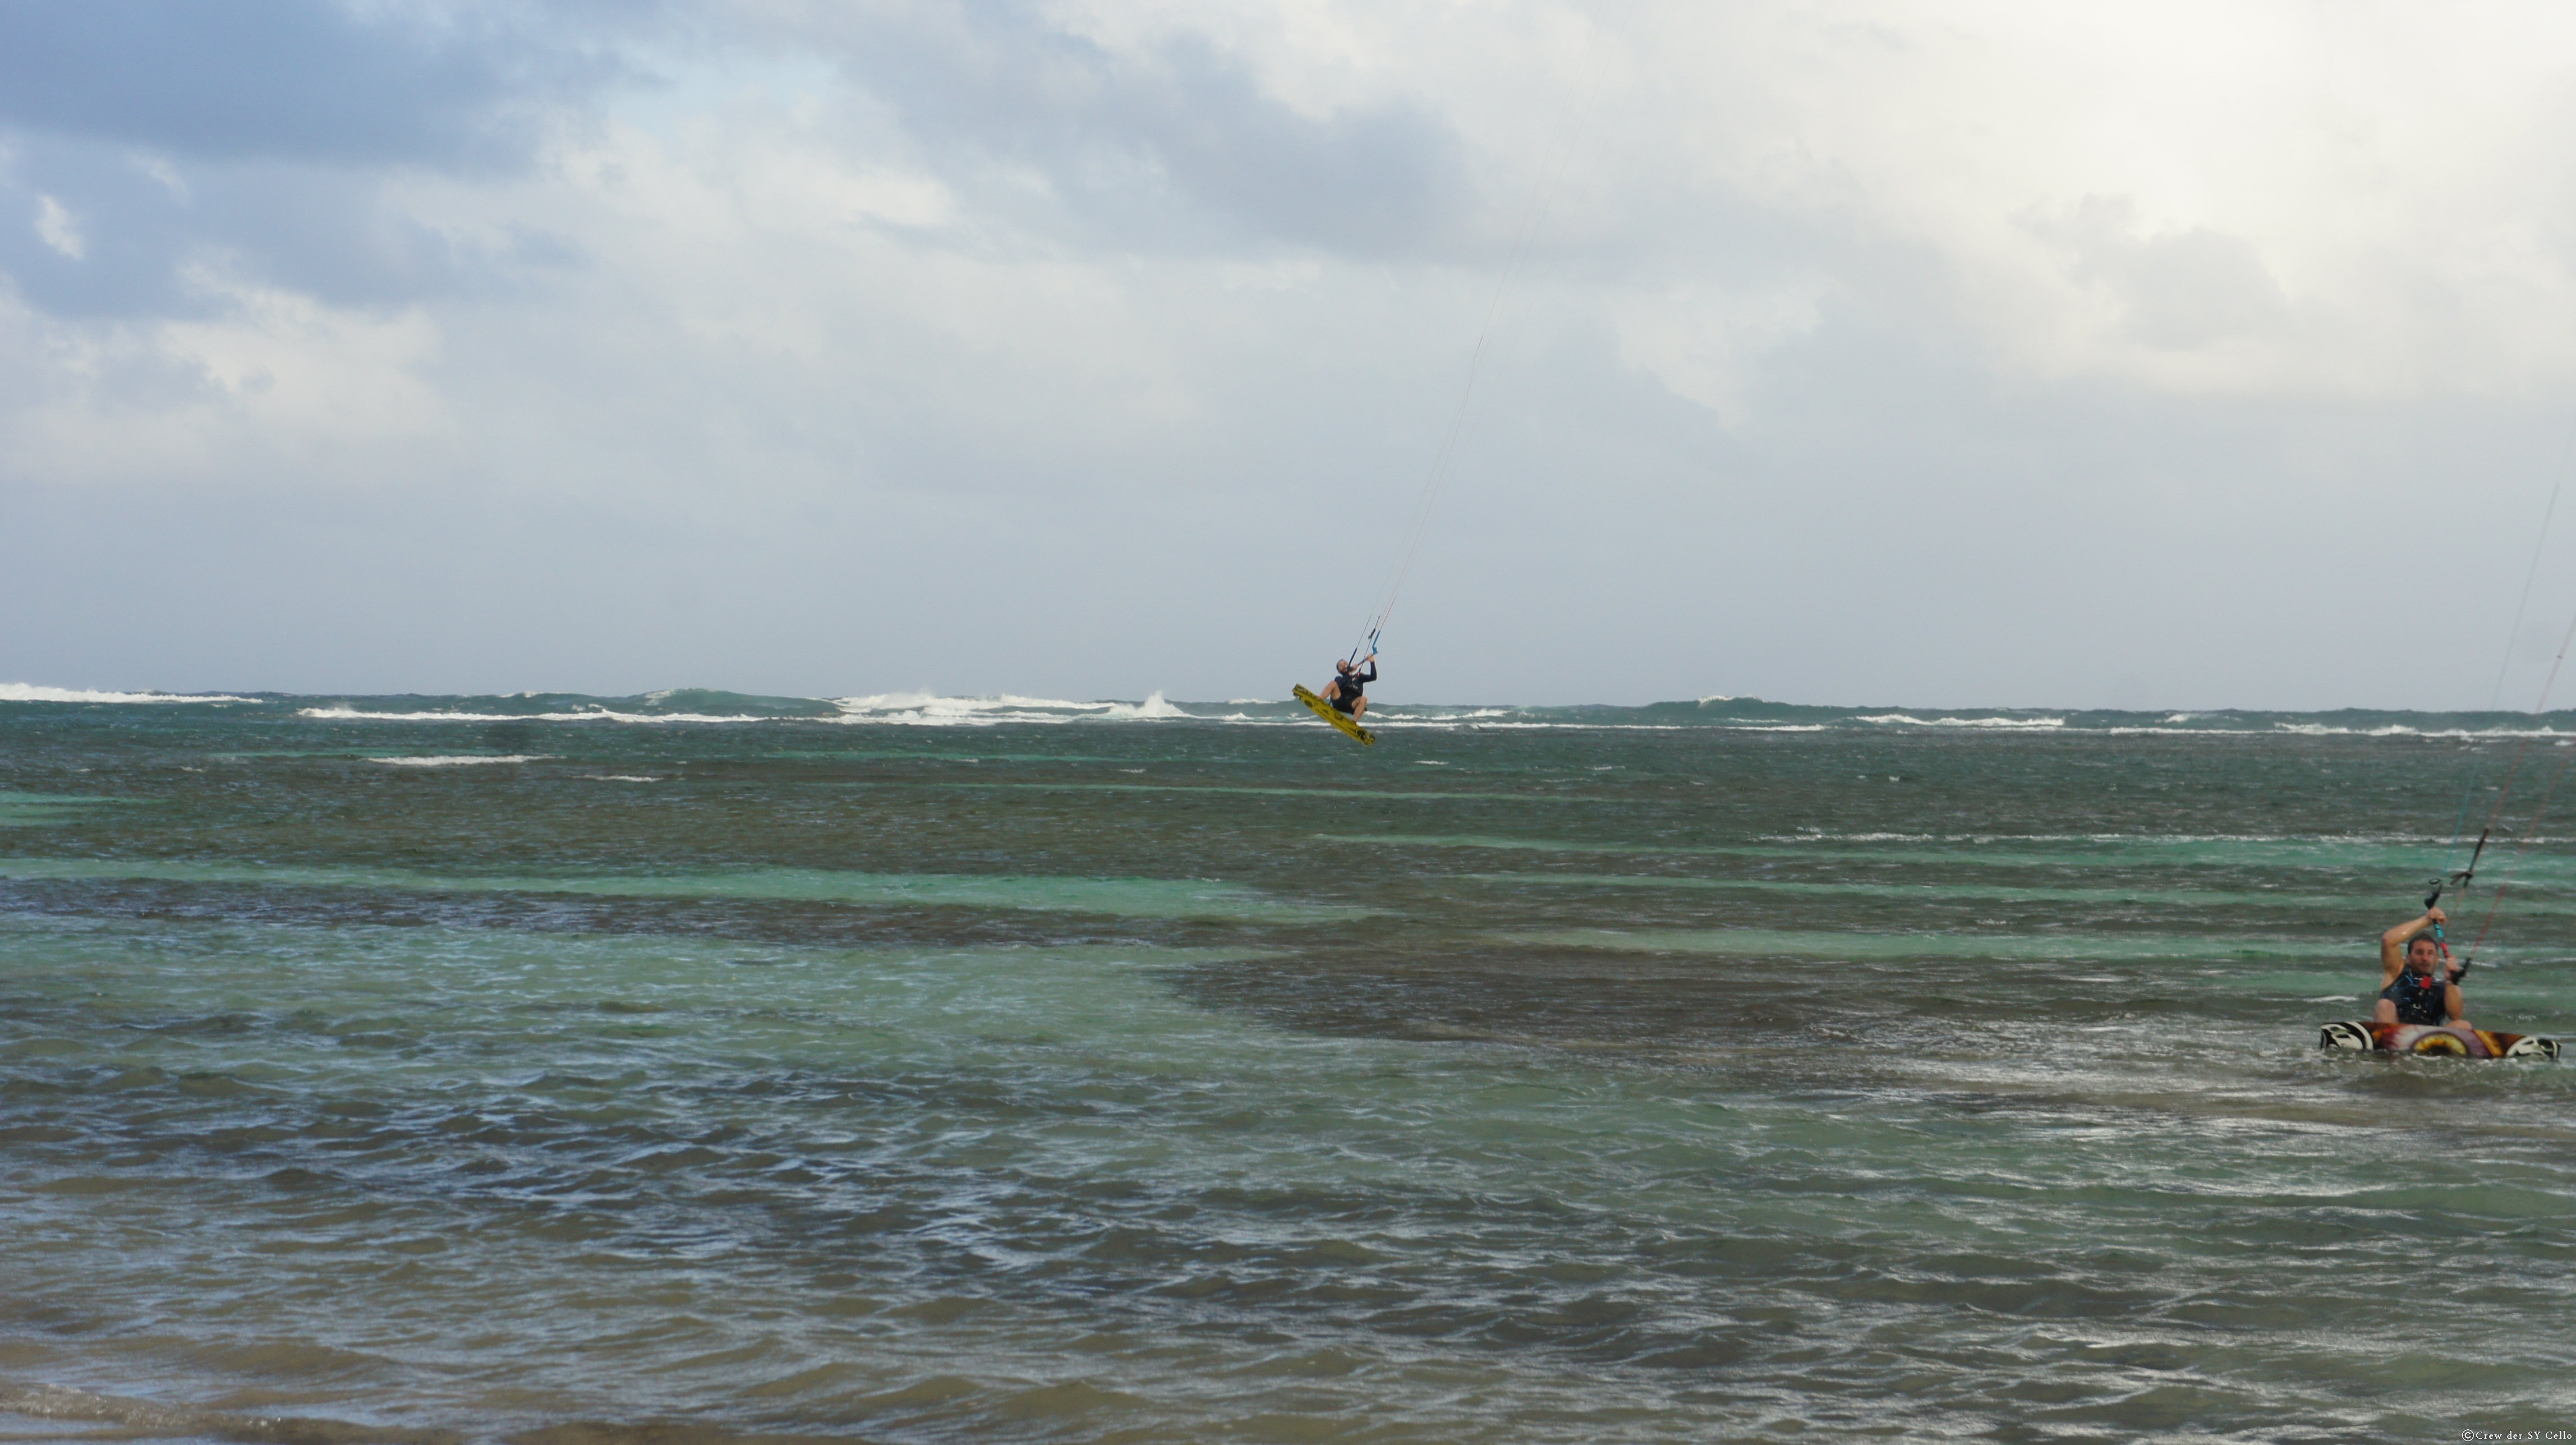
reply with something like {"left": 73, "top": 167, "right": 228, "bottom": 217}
{"left": 1336, "top": 659, "right": 1353, "bottom": 674}
{"left": 2406, "top": 931, "right": 2441, "bottom": 972}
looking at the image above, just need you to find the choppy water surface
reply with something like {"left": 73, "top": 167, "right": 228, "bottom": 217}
{"left": 3, "top": 691, "right": 2573, "bottom": 1443}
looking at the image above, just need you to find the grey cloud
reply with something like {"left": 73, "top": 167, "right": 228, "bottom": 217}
{"left": 1124, "top": 38, "right": 1471, "bottom": 255}
{"left": 772, "top": 2, "right": 1474, "bottom": 256}
{"left": 0, "top": 0, "right": 624, "bottom": 168}
{"left": 11, "top": 3, "right": 2565, "bottom": 711}
{"left": 5, "top": 292, "right": 2555, "bottom": 708}
{"left": 2025, "top": 195, "right": 2288, "bottom": 347}
{"left": 0, "top": 0, "right": 1470, "bottom": 324}
{"left": 0, "top": 2, "right": 632, "bottom": 317}
{"left": 0, "top": 139, "right": 586, "bottom": 317}
{"left": 0, "top": 152, "right": 192, "bottom": 315}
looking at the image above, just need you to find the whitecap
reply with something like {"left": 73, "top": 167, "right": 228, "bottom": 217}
{"left": 1448, "top": 721, "right": 1686, "bottom": 731}
{"left": 2095, "top": 726, "right": 2276, "bottom": 736}
{"left": 1105, "top": 692, "right": 1186, "bottom": 719}
{"left": 1855, "top": 712, "right": 2066, "bottom": 729}
{"left": 2271, "top": 722, "right": 2570, "bottom": 739}
{"left": 3, "top": 684, "right": 255, "bottom": 704}
{"left": 301, "top": 707, "right": 770, "bottom": 724}
{"left": 303, "top": 707, "right": 519, "bottom": 721}
{"left": 830, "top": 691, "right": 1190, "bottom": 726}
{"left": 370, "top": 755, "right": 545, "bottom": 767}
{"left": 835, "top": 692, "right": 1114, "bottom": 714}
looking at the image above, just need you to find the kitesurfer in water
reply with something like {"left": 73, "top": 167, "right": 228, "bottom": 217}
{"left": 1322, "top": 654, "right": 1377, "bottom": 719}
{"left": 2375, "top": 905, "right": 2469, "bottom": 1028}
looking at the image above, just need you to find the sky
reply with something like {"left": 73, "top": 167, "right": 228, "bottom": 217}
{"left": 8, "top": 1, "right": 2576, "bottom": 708}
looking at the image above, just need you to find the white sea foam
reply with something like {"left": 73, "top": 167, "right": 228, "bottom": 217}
{"left": 370, "top": 755, "right": 545, "bottom": 767}
{"left": 301, "top": 707, "right": 771, "bottom": 724}
{"left": 1109, "top": 692, "right": 1187, "bottom": 719}
{"left": 237, "top": 694, "right": 2576, "bottom": 740}
{"left": 831, "top": 691, "right": 1189, "bottom": 726}
{"left": 2094, "top": 726, "right": 2275, "bottom": 737}
{"left": 1451, "top": 721, "right": 1686, "bottom": 731}
{"left": 2270, "top": 722, "right": 2572, "bottom": 739}
{"left": 1752, "top": 830, "right": 2477, "bottom": 848}
{"left": 3, "top": 684, "right": 255, "bottom": 704}
{"left": 836, "top": 692, "right": 1112, "bottom": 713}
{"left": 1855, "top": 712, "right": 2066, "bottom": 730}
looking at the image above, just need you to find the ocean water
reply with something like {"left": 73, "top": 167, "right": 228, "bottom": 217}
{"left": 2, "top": 688, "right": 2573, "bottom": 1444}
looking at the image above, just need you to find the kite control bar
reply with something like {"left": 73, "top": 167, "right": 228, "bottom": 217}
{"left": 1346, "top": 623, "right": 1381, "bottom": 670}
{"left": 2424, "top": 827, "right": 2491, "bottom": 979}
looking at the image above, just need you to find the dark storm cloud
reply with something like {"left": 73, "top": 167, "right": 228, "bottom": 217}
{"left": 772, "top": 2, "right": 1475, "bottom": 255}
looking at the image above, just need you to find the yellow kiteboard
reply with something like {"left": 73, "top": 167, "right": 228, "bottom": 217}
{"left": 1292, "top": 684, "right": 1376, "bottom": 745}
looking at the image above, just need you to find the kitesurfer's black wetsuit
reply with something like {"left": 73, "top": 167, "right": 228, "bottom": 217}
{"left": 1329, "top": 662, "right": 1376, "bottom": 715}
{"left": 2380, "top": 968, "right": 2453, "bottom": 1026}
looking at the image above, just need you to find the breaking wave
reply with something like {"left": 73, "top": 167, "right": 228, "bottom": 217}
{"left": 1853, "top": 712, "right": 2067, "bottom": 730}
{"left": 831, "top": 691, "right": 1193, "bottom": 725}
{"left": 22, "top": 684, "right": 2576, "bottom": 739}
{"left": 2266, "top": 716, "right": 2565, "bottom": 731}
{"left": 304, "top": 707, "right": 774, "bottom": 724}
{"left": 2, "top": 684, "right": 255, "bottom": 704}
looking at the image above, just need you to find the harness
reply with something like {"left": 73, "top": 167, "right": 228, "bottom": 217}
{"left": 2384, "top": 967, "right": 2451, "bottom": 1027}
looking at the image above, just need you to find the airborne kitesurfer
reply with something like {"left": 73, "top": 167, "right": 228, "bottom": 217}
{"left": 2375, "top": 905, "right": 2470, "bottom": 1028}
{"left": 1323, "top": 654, "right": 1377, "bottom": 720}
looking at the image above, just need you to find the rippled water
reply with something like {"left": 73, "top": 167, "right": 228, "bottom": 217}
{"left": 4, "top": 694, "right": 2573, "bottom": 1443}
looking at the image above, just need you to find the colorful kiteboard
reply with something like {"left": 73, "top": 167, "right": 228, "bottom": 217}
{"left": 2319, "top": 1020, "right": 2561, "bottom": 1060}
{"left": 1291, "top": 684, "right": 1376, "bottom": 745}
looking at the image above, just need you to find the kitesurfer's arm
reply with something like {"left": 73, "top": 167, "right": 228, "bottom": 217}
{"left": 1354, "top": 656, "right": 1378, "bottom": 685}
{"left": 2379, "top": 907, "right": 2443, "bottom": 987}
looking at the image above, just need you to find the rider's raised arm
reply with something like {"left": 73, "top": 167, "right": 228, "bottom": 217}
{"left": 2380, "top": 907, "right": 2441, "bottom": 984}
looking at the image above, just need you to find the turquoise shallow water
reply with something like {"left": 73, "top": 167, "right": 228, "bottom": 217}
{"left": 3, "top": 691, "right": 2574, "bottom": 1443}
